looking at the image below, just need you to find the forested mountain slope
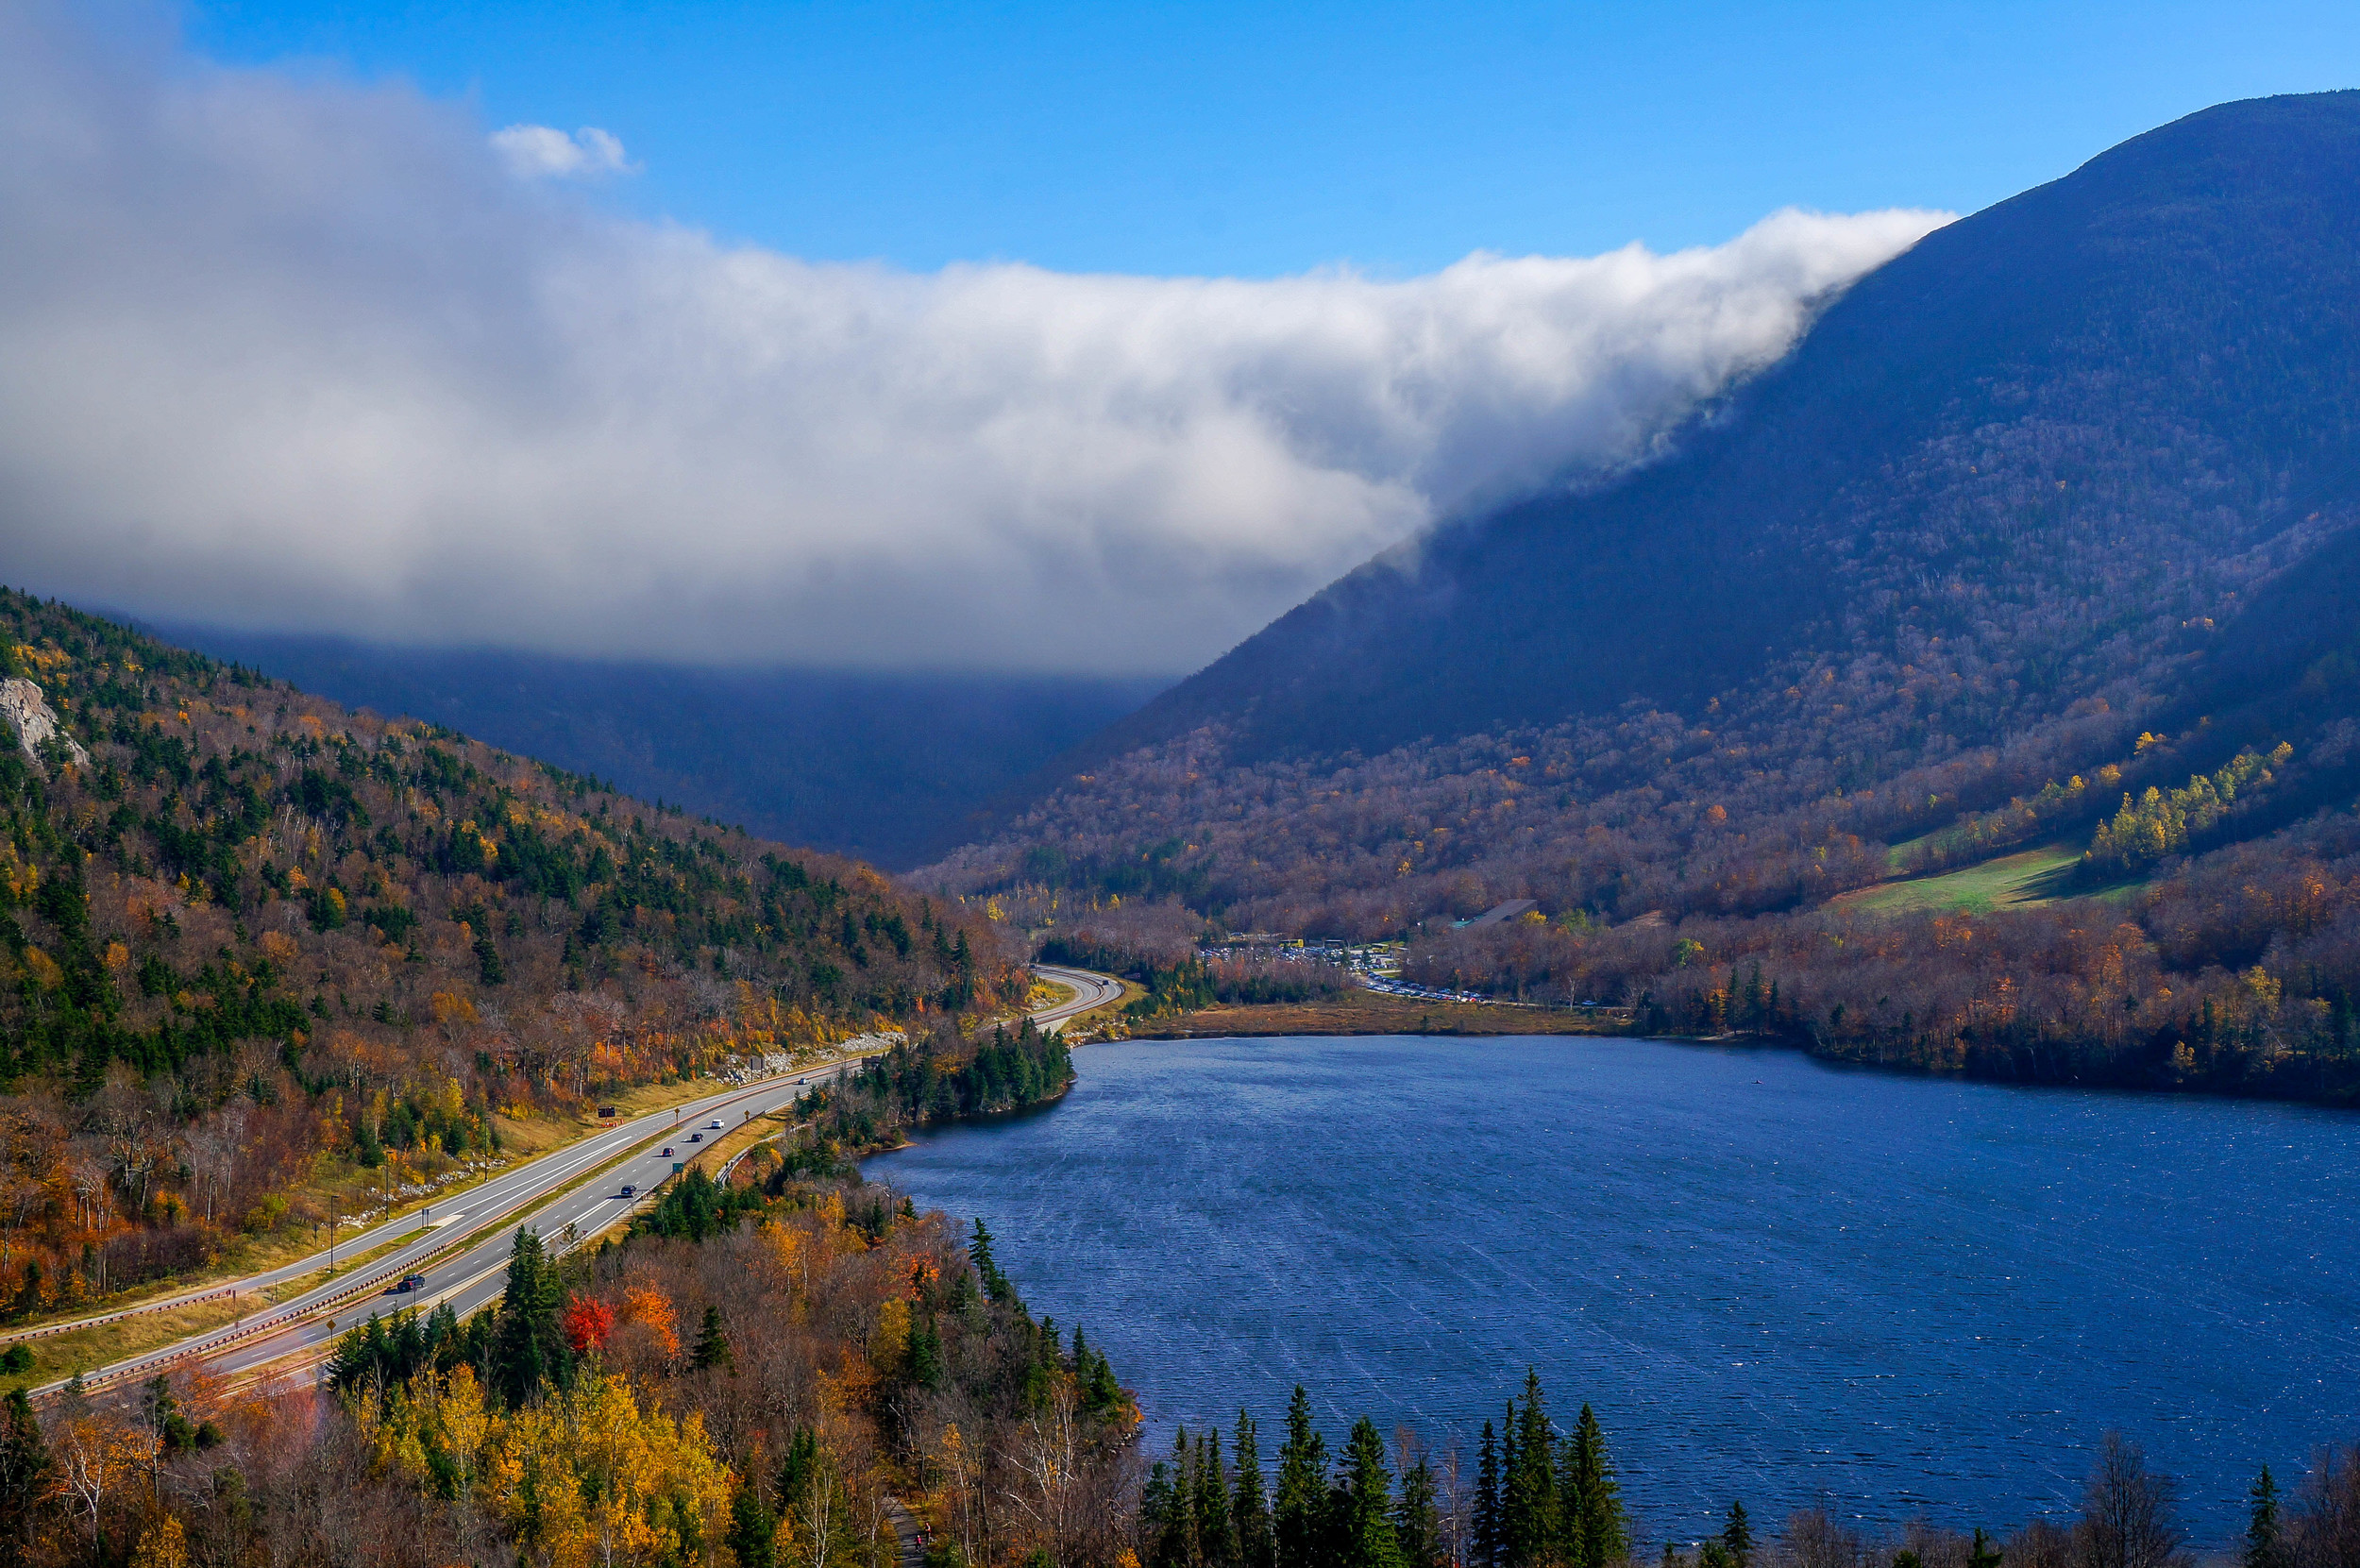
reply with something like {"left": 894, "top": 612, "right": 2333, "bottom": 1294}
{"left": 1056, "top": 90, "right": 2360, "bottom": 771}
{"left": 150, "top": 626, "right": 1167, "bottom": 870}
{"left": 927, "top": 93, "right": 2360, "bottom": 1102}
{"left": 0, "top": 590, "right": 1020, "bottom": 1311}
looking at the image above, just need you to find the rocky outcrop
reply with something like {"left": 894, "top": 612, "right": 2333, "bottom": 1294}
{"left": 0, "top": 677, "right": 90, "bottom": 770}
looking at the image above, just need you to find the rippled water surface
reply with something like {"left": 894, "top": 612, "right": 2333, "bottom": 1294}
{"left": 864, "top": 1035, "right": 2360, "bottom": 1540}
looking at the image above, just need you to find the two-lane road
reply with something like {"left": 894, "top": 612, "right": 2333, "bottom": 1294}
{"left": 35, "top": 968, "right": 1120, "bottom": 1398}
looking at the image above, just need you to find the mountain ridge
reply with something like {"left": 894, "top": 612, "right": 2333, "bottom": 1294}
{"left": 917, "top": 93, "right": 2360, "bottom": 1104}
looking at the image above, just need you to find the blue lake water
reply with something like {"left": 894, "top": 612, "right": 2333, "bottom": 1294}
{"left": 864, "top": 1035, "right": 2360, "bottom": 1543}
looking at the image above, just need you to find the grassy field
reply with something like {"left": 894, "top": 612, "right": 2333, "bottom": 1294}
{"left": 1834, "top": 840, "right": 2132, "bottom": 916}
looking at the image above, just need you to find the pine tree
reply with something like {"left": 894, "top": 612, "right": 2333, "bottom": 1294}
{"left": 1144, "top": 1460, "right": 1185, "bottom": 1568}
{"left": 775, "top": 1427, "right": 819, "bottom": 1515}
{"left": 1275, "top": 1387, "right": 1330, "bottom": 1568}
{"left": 1236, "top": 1413, "right": 1277, "bottom": 1568}
{"left": 693, "top": 1304, "right": 733, "bottom": 1372}
{"left": 969, "top": 1219, "right": 1014, "bottom": 1305}
{"left": 1505, "top": 1372, "right": 1556, "bottom": 1568}
{"left": 1396, "top": 1458, "right": 1443, "bottom": 1568}
{"left": 1499, "top": 1405, "right": 1521, "bottom": 1561}
{"left": 1160, "top": 1429, "right": 1199, "bottom": 1568}
{"left": 1475, "top": 1422, "right": 1502, "bottom": 1568}
{"left": 1199, "top": 1428, "right": 1239, "bottom": 1568}
{"left": 1087, "top": 1350, "right": 1123, "bottom": 1411}
{"left": 728, "top": 1480, "right": 779, "bottom": 1568}
{"left": 1722, "top": 1503, "right": 1752, "bottom": 1568}
{"left": 0, "top": 1387, "right": 53, "bottom": 1568}
{"left": 1568, "top": 1405, "right": 1627, "bottom": 1568}
{"left": 909, "top": 1315, "right": 943, "bottom": 1389}
{"left": 1334, "top": 1418, "right": 1404, "bottom": 1568}
{"left": 1968, "top": 1529, "right": 2002, "bottom": 1568}
{"left": 488, "top": 1226, "right": 570, "bottom": 1406}
{"left": 2245, "top": 1467, "right": 2282, "bottom": 1568}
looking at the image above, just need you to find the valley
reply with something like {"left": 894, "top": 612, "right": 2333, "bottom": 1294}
{"left": 9, "top": 37, "right": 2360, "bottom": 1568}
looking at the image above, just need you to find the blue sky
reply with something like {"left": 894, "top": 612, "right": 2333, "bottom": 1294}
{"left": 187, "top": 0, "right": 2360, "bottom": 278}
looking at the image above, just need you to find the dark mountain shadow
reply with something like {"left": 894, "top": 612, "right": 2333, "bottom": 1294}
{"left": 144, "top": 626, "right": 1170, "bottom": 869}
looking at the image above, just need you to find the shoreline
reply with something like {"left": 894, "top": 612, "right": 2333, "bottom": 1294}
{"left": 1118, "top": 991, "right": 2360, "bottom": 1111}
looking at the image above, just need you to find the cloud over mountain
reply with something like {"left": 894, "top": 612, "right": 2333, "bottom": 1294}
{"left": 0, "top": 6, "right": 1947, "bottom": 673}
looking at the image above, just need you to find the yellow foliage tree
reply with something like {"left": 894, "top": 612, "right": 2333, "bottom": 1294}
{"left": 479, "top": 1371, "right": 732, "bottom": 1568}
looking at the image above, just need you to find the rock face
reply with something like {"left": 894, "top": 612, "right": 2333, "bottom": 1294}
{"left": 0, "top": 677, "right": 90, "bottom": 770}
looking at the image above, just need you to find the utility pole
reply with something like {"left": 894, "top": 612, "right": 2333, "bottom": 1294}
{"left": 328, "top": 1196, "right": 337, "bottom": 1275}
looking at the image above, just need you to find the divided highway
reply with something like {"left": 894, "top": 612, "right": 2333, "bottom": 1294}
{"left": 31, "top": 966, "right": 1121, "bottom": 1399}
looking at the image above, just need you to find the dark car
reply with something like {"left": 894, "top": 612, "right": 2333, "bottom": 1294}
{"left": 619, "top": 1184, "right": 637, "bottom": 1199}
{"left": 688, "top": 1132, "right": 703, "bottom": 1142}
{"left": 389, "top": 1273, "right": 427, "bottom": 1294}
{"left": 661, "top": 1145, "right": 674, "bottom": 1157}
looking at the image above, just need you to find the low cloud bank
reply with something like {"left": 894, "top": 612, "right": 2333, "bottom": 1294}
{"left": 0, "top": 7, "right": 1948, "bottom": 673}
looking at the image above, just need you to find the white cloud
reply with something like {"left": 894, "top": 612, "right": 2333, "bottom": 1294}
{"left": 0, "top": 6, "right": 1948, "bottom": 674}
{"left": 490, "top": 123, "right": 634, "bottom": 179}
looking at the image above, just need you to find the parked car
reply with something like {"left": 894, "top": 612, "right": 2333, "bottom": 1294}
{"left": 598, "top": 1105, "right": 618, "bottom": 1119}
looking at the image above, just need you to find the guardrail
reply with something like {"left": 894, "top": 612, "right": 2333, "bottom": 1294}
{"left": 0, "top": 1285, "right": 244, "bottom": 1348}
{"left": 48, "top": 1256, "right": 418, "bottom": 1398}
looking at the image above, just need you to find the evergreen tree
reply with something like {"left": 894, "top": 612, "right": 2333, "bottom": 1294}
{"left": 1567, "top": 1405, "right": 1627, "bottom": 1568}
{"left": 1275, "top": 1387, "right": 1330, "bottom": 1568}
{"left": 1333, "top": 1418, "right": 1404, "bottom": 1568}
{"left": 1158, "top": 1429, "right": 1199, "bottom": 1568}
{"left": 1968, "top": 1530, "right": 2002, "bottom": 1568}
{"left": 1235, "top": 1412, "right": 1277, "bottom": 1568}
{"left": 775, "top": 1426, "right": 820, "bottom": 1515}
{"left": 1396, "top": 1458, "right": 1444, "bottom": 1568}
{"left": 1086, "top": 1349, "right": 1123, "bottom": 1412}
{"left": 1474, "top": 1422, "right": 1502, "bottom": 1568}
{"left": 1721, "top": 1503, "right": 1752, "bottom": 1568}
{"left": 693, "top": 1304, "right": 733, "bottom": 1372}
{"left": 488, "top": 1226, "right": 570, "bottom": 1406}
{"left": 1200, "top": 1428, "right": 1238, "bottom": 1568}
{"left": 1504, "top": 1373, "right": 1557, "bottom": 1568}
{"left": 969, "top": 1219, "right": 1015, "bottom": 1305}
{"left": 1144, "top": 1461, "right": 1185, "bottom": 1568}
{"left": 728, "top": 1480, "right": 779, "bottom": 1568}
{"left": 909, "top": 1314, "right": 944, "bottom": 1390}
{"left": 2245, "top": 1468, "right": 2282, "bottom": 1568}
{"left": 0, "top": 1388, "right": 53, "bottom": 1568}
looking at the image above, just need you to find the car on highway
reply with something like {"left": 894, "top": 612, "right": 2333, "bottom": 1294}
{"left": 619, "top": 1184, "right": 637, "bottom": 1199}
{"left": 661, "top": 1146, "right": 674, "bottom": 1157}
{"left": 388, "top": 1273, "right": 427, "bottom": 1294}
{"left": 688, "top": 1132, "right": 703, "bottom": 1142}
{"left": 707, "top": 1120, "right": 724, "bottom": 1129}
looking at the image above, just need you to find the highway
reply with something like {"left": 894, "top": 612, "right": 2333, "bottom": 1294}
{"left": 1029, "top": 963, "right": 1126, "bottom": 1025}
{"left": 31, "top": 965, "right": 1121, "bottom": 1399}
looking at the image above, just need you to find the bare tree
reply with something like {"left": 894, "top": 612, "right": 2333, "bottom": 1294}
{"left": 1786, "top": 1508, "right": 1870, "bottom": 1568}
{"left": 2285, "top": 1444, "right": 2360, "bottom": 1568}
{"left": 2080, "top": 1432, "right": 2186, "bottom": 1568}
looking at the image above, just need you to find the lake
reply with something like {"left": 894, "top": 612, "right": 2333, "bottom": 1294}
{"left": 864, "top": 1035, "right": 2360, "bottom": 1543}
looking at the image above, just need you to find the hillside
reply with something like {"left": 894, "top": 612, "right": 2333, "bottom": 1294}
{"left": 0, "top": 589, "right": 1022, "bottom": 1313}
{"left": 149, "top": 626, "right": 1168, "bottom": 870}
{"left": 1047, "top": 91, "right": 2360, "bottom": 771}
{"left": 925, "top": 93, "right": 2360, "bottom": 1102}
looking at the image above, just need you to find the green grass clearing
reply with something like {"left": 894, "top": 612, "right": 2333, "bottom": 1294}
{"left": 1837, "top": 840, "right": 2111, "bottom": 916}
